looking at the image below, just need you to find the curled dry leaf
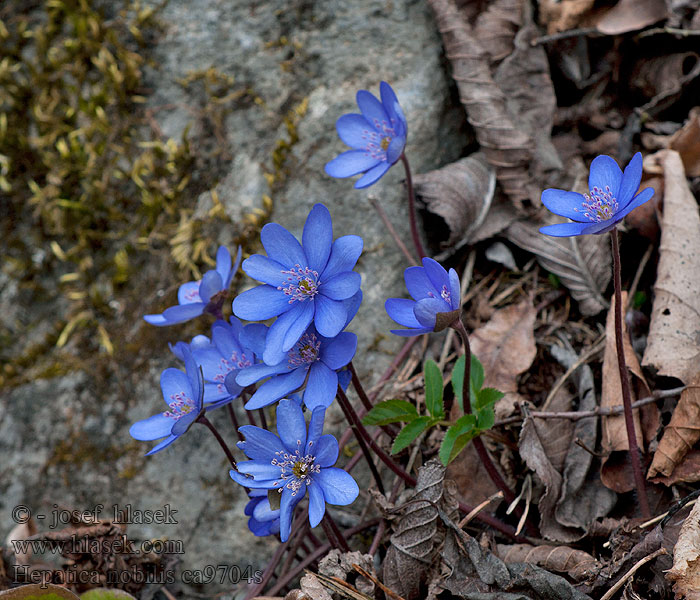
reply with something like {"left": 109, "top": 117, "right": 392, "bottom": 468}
{"left": 601, "top": 291, "right": 658, "bottom": 493}
{"left": 631, "top": 53, "right": 700, "bottom": 99}
{"left": 642, "top": 150, "right": 700, "bottom": 384}
{"left": 318, "top": 550, "right": 376, "bottom": 598}
{"left": 538, "top": 0, "right": 595, "bottom": 34}
{"left": 473, "top": 0, "right": 524, "bottom": 65}
{"left": 298, "top": 572, "right": 334, "bottom": 600}
{"left": 595, "top": 0, "right": 667, "bottom": 34}
{"left": 382, "top": 459, "right": 456, "bottom": 600}
{"left": 648, "top": 373, "right": 700, "bottom": 480}
{"left": 413, "top": 154, "right": 495, "bottom": 255}
{"left": 496, "top": 543, "right": 601, "bottom": 581}
{"left": 427, "top": 0, "right": 533, "bottom": 206}
{"left": 667, "top": 499, "right": 700, "bottom": 599}
{"left": 506, "top": 218, "right": 611, "bottom": 316}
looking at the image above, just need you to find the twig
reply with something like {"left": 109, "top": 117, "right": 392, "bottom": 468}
{"left": 496, "top": 387, "right": 684, "bottom": 426}
{"left": 353, "top": 564, "right": 407, "bottom": 600}
{"left": 638, "top": 26, "right": 700, "bottom": 38}
{"left": 531, "top": 27, "right": 599, "bottom": 45}
{"left": 599, "top": 547, "right": 667, "bottom": 600}
{"left": 400, "top": 152, "right": 427, "bottom": 260}
{"left": 458, "top": 491, "right": 503, "bottom": 528}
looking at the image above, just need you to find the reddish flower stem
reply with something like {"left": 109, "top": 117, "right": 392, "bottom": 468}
{"left": 400, "top": 153, "right": 427, "bottom": 260}
{"left": 197, "top": 415, "right": 237, "bottom": 470}
{"left": 610, "top": 230, "right": 651, "bottom": 518}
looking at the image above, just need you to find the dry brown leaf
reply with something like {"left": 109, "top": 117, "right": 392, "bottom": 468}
{"left": 413, "top": 154, "right": 495, "bottom": 255}
{"left": 601, "top": 291, "right": 659, "bottom": 493}
{"left": 298, "top": 573, "right": 334, "bottom": 600}
{"left": 642, "top": 150, "right": 700, "bottom": 384}
{"left": 445, "top": 441, "right": 499, "bottom": 507}
{"left": 470, "top": 299, "right": 536, "bottom": 397}
{"left": 667, "top": 499, "right": 700, "bottom": 599}
{"left": 473, "top": 0, "right": 524, "bottom": 64}
{"left": 534, "top": 385, "right": 574, "bottom": 474}
{"left": 595, "top": 0, "right": 667, "bottom": 34}
{"left": 427, "top": 0, "right": 533, "bottom": 205}
{"left": 631, "top": 53, "right": 700, "bottom": 99}
{"left": 496, "top": 543, "right": 601, "bottom": 581}
{"left": 650, "top": 449, "right": 700, "bottom": 486}
{"left": 648, "top": 374, "right": 700, "bottom": 479}
{"left": 538, "top": 0, "right": 595, "bottom": 34}
{"left": 506, "top": 218, "right": 611, "bottom": 316}
{"left": 670, "top": 107, "right": 700, "bottom": 177}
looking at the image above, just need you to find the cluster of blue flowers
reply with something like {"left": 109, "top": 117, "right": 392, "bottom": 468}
{"left": 132, "top": 203, "right": 362, "bottom": 542}
{"left": 132, "top": 79, "right": 655, "bottom": 548}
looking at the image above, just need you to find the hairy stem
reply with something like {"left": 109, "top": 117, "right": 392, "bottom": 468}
{"left": 611, "top": 230, "right": 651, "bottom": 518}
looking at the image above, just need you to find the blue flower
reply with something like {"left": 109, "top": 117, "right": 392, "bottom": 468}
{"left": 385, "top": 257, "right": 461, "bottom": 336}
{"left": 230, "top": 399, "right": 359, "bottom": 542}
{"left": 244, "top": 490, "right": 281, "bottom": 537}
{"left": 171, "top": 318, "right": 258, "bottom": 409}
{"left": 144, "top": 246, "right": 241, "bottom": 326}
{"left": 539, "top": 153, "right": 655, "bottom": 237}
{"left": 129, "top": 346, "right": 204, "bottom": 455}
{"left": 232, "top": 204, "right": 362, "bottom": 365}
{"left": 325, "top": 81, "right": 407, "bottom": 188}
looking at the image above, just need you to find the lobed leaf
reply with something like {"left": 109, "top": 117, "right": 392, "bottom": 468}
{"left": 362, "top": 399, "right": 419, "bottom": 426}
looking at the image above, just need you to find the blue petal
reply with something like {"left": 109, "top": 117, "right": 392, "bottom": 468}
{"left": 380, "top": 82, "right": 400, "bottom": 120}
{"left": 356, "top": 89, "right": 390, "bottom": 130}
{"left": 203, "top": 382, "right": 231, "bottom": 404}
{"left": 588, "top": 155, "right": 622, "bottom": 198}
{"left": 161, "top": 368, "right": 192, "bottom": 405}
{"left": 241, "top": 255, "right": 288, "bottom": 287}
{"left": 539, "top": 221, "right": 591, "bottom": 237}
{"left": 238, "top": 425, "right": 286, "bottom": 460}
{"left": 390, "top": 327, "right": 432, "bottom": 337}
{"left": 314, "top": 295, "right": 347, "bottom": 338}
{"left": 320, "top": 271, "right": 361, "bottom": 301}
{"left": 170, "top": 409, "right": 199, "bottom": 436}
{"left": 448, "top": 268, "right": 461, "bottom": 311}
{"left": 307, "top": 480, "right": 326, "bottom": 528}
{"left": 279, "top": 487, "right": 302, "bottom": 543}
{"left": 130, "top": 413, "right": 173, "bottom": 441}
{"left": 230, "top": 471, "right": 279, "bottom": 489}
{"left": 321, "top": 235, "right": 363, "bottom": 280}
{"left": 143, "top": 314, "right": 169, "bottom": 326}
{"left": 353, "top": 161, "right": 391, "bottom": 188}
{"left": 232, "top": 285, "right": 290, "bottom": 320}
{"left": 414, "top": 297, "right": 450, "bottom": 329}
{"left": 619, "top": 186, "right": 655, "bottom": 219}
{"left": 244, "top": 368, "right": 307, "bottom": 410}
{"left": 325, "top": 150, "right": 379, "bottom": 178}
{"left": 211, "top": 322, "right": 243, "bottom": 364}
{"left": 145, "top": 434, "right": 178, "bottom": 455}
{"left": 252, "top": 497, "right": 280, "bottom": 522}
{"left": 237, "top": 462, "right": 282, "bottom": 480}
{"left": 314, "top": 435, "right": 340, "bottom": 468}
{"left": 335, "top": 113, "right": 374, "bottom": 149}
{"left": 277, "top": 398, "right": 308, "bottom": 453}
{"left": 177, "top": 281, "right": 201, "bottom": 305}
{"left": 421, "top": 258, "right": 450, "bottom": 297}
{"left": 616, "top": 152, "right": 644, "bottom": 209}
{"left": 236, "top": 362, "right": 289, "bottom": 387}
{"left": 182, "top": 346, "right": 204, "bottom": 407}
{"left": 191, "top": 347, "right": 224, "bottom": 382}
{"left": 342, "top": 290, "right": 363, "bottom": 326}
{"left": 320, "top": 332, "right": 357, "bottom": 370}
{"left": 385, "top": 135, "right": 405, "bottom": 165}
{"left": 260, "top": 222, "right": 307, "bottom": 267}
{"left": 303, "top": 362, "right": 337, "bottom": 410}
{"left": 240, "top": 323, "right": 268, "bottom": 357}
{"left": 160, "top": 303, "right": 205, "bottom": 324}
{"left": 262, "top": 301, "right": 315, "bottom": 365}
{"left": 303, "top": 204, "right": 333, "bottom": 274}
{"left": 198, "top": 272, "right": 222, "bottom": 306}
{"left": 305, "top": 406, "right": 327, "bottom": 454}
{"left": 315, "top": 468, "right": 359, "bottom": 505}
{"left": 385, "top": 298, "right": 422, "bottom": 328}
{"left": 542, "top": 189, "right": 588, "bottom": 221}
{"left": 215, "top": 246, "right": 232, "bottom": 288}
{"left": 404, "top": 266, "right": 433, "bottom": 301}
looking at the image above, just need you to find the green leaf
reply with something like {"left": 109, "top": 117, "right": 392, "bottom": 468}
{"left": 0, "top": 585, "right": 79, "bottom": 599}
{"left": 473, "top": 387, "right": 503, "bottom": 411}
{"left": 391, "top": 416, "right": 432, "bottom": 454}
{"left": 80, "top": 591, "right": 138, "bottom": 600}
{"left": 439, "top": 414, "right": 477, "bottom": 466}
{"left": 362, "top": 399, "right": 419, "bottom": 426}
{"left": 476, "top": 407, "right": 496, "bottom": 430}
{"left": 424, "top": 359, "right": 444, "bottom": 418}
{"left": 451, "top": 354, "right": 485, "bottom": 411}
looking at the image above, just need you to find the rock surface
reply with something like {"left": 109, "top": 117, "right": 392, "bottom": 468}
{"left": 1, "top": 0, "right": 466, "bottom": 595}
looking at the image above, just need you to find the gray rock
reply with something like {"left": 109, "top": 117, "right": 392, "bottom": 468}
{"left": 2, "top": 0, "right": 467, "bottom": 596}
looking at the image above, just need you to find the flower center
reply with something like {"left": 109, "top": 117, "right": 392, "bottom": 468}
{"left": 184, "top": 288, "right": 201, "bottom": 302}
{"left": 360, "top": 119, "right": 398, "bottom": 162}
{"left": 428, "top": 285, "right": 451, "bottom": 303}
{"left": 576, "top": 186, "right": 618, "bottom": 223}
{"left": 271, "top": 442, "right": 321, "bottom": 496}
{"left": 277, "top": 265, "right": 319, "bottom": 304}
{"left": 288, "top": 333, "right": 321, "bottom": 367}
{"left": 164, "top": 392, "right": 195, "bottom": 420}
{"left": 380, "top": 136, "right": 391, "bottom": 151}
{"left": 213, "top": 351, "right": 252, "bottom": 393}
